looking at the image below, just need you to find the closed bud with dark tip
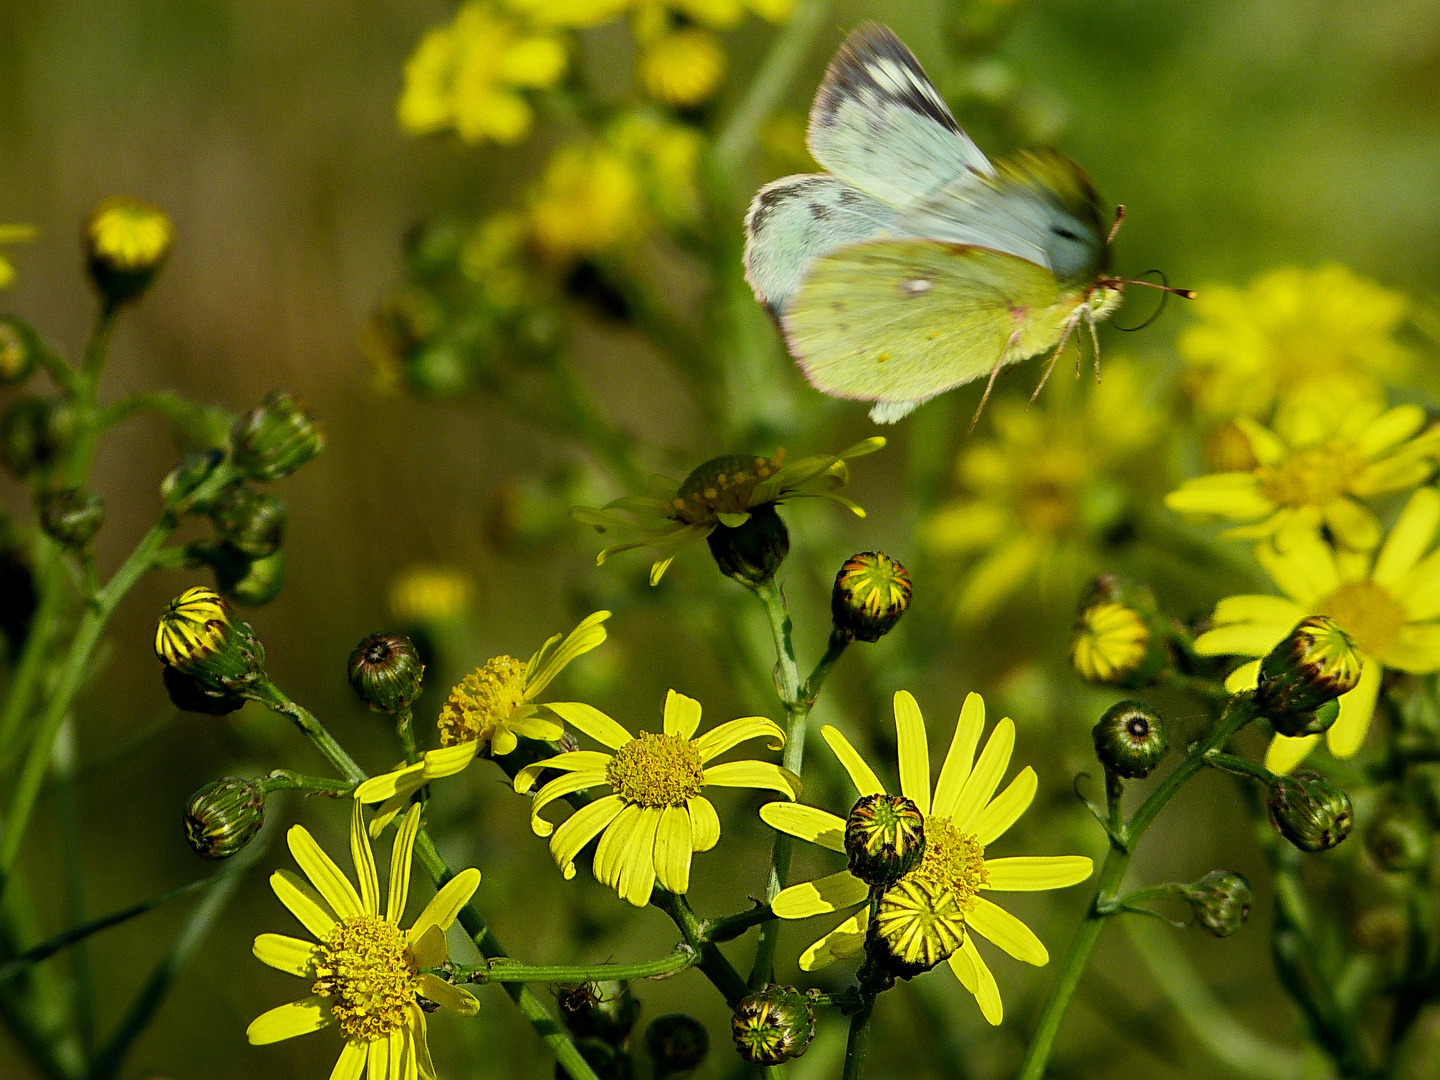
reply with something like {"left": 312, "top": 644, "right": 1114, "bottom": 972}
{"left": 1366, "top": 805, "right": 1432, "bottom": 872}
{"left": 1180, "top": 871, "right": 1252, "bottom": 938}
{"left": 184, "top": 776, "right": 264, "bottom": 859}
{"left": 154, "top": 586, "right": 267, "bottom": 697}
{"left": 556, "top": 980, "right": 640, "bottom": 1045}
{"left": 161, "top": 449, "right": 228, "bottom": 511}
{"left": 831, "top": 552, "right": 912, "bottom": 642}
{"left": 844, "top": 793, "right": 926, "bottom": 886}
{"left": 704, "top": 502, "right": 789, "bottom": 585}
{"left": 731, "top": 985, "right": 815, "bottom": 1066}
{"left": 230, "top": 390, "right": 324, "bottom": 481}
{"left": 209, "top": 486, "right": 286, "bottom": 558}
{"left": 868, "top": 878, "right": 966, "bottom": 979}
{"left": 1092, "top": 700, "right": 1168, "bottom": 779}
{"left": 644, "top": 1014, "right": 709, "bottom": 1076}
{"left": 216, "top": 549, "right": 286, "bottom": 607}
{"left": 348, "top": 633, "right": 425, "bottom": 714}
{"left": 85, "top": 197, "right": 173, "bottom": 304}
{"left": 39, "top": 487, "right": 104, "bottom": 548}
{"left": 1268, "top": 769, "right": 1353, "bottom": 852}
{"left": 1258, "top": 616, "right": 1362, "bottom": 722}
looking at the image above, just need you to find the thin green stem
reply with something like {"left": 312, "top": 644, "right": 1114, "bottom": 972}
{"left": 705, "top": 902, "right": 775, "bottom": 943}
{"left": 1205, "top": 751, "right": 1275, "bottom": 786}
{"left": 65, "top": 303, "right": 118, "bottom": 486}
{"left": 259, "top": 770, "right": 354, "bottom": 797}
{"left": 396, "top": 704, "right": 418, "bottom": 765}
{"left": 655, "top": 891, "right": 750, "bottom": 1005}
{"left": 249, "top": 678, "right": 366, "bottom": 784}
{"left": 459, "top": 945, "right": 697, "bottom": 985}
{"left": 52, "top": 719, "right": 93, "bottom": 1063}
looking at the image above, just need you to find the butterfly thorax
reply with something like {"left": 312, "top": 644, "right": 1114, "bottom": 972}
{"left": 988, "top": 149, "right": 1111, "bottom": 287}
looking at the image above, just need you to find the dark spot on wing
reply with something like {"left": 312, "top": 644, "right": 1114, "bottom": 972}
{"left": 814, "top": 23, "right": 962, "bottom": 138}
{"left": 809, "top": 202, "right": 833, "bottom": 222}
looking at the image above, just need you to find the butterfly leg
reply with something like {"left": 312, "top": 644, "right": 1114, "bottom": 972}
{"left": 1029, "top": 314, "right": 1079, "bottom": 404}
{"left": 1086, "top": 308, "right": 1103, "bottom": 383}
{"left": 970, "top": 326, "right": 1023, "bottom": 430}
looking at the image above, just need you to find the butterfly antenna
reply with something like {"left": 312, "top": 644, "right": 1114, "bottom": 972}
{"left": 1111, "top": 270, "right": 1195, "bottom": 332}
{"left": 973, "top": 329, "right": 1021, "bottom": 430}
{"left": 1106, "top": 204, "right": 1126, "bottom": 246}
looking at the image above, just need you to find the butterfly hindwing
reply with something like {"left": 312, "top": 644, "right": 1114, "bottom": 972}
{"left": 782, "top": 240, "right": 1064, "bottom": 409}
{"left": 807, "top": 23, "right": 992, "bottom": 208}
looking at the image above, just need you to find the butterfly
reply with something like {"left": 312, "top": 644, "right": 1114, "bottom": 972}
{"left": 744, "top": 23, "right": 1183, "bottom": 426}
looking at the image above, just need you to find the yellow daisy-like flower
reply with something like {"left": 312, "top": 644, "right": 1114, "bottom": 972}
{"left": 527, "top": 142, "right": 645, "bottom": 262}
{"left": 606, "top": 112, "right": 705, "bottom": 230}
{"left": 398, "top": 2, "right": 568, "bottom": 145}
{"left": 0, "top": 224, "right": 37, "bottom": 289}
{"left": 761, "top": 691, "right": 1093, "bottom": 1024}
{"left": 921, "top": 361, "right": 1160, "bottom": 621}
{"left": 1166, "top": 403, "right": 1440, "bottom": 551}
{"left": 355, "top": 612, "right": 610, "bottom": 835}
{"left": 512, "top": 689, "right": 798, "bottom": 906}
{"left": 573, "top": 439, "right": 884, "bottom": 584}
{"left": 1195, "top": 486, "right": 1440, "bottom": 774}
{"left": 387, "top": 564, "right": 476, "bottom": 625}
{"left": 1070, "top": 602, "right": 1149, "bottom": 683}
{"left": 247, "top": 802, "right": 481, "bottom": 1079}
{"left": 1179, "top": 264, "right": 1413, "bottom": 425}
{"left": 636, "top": 25, "right": 727, "bottom": 106}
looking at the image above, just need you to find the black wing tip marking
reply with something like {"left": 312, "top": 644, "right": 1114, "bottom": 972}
{"left": 809, "top": 22, "right": 962, "bottom": 141}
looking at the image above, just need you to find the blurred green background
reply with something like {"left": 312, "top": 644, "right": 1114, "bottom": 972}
{"left": 1, "top": 1, "right": 1438, "bottom": 1077}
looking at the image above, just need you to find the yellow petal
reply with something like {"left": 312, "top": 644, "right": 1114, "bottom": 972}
{"left": 526, "top": 611, "right": 609, "bottom": 698}
{"left": 1192, "top": 622, "right": 1290, "bottom": 658}
{"left": 508, "top": 708, "right": 564, "bottom": 743}
{"left": 350, "top": 800, "right": 381, "bottom": 916}
{"left": 1326, "top": 655, "right": 1380, "bottom": 759}
{"left": 331, "top": 1040, "right": 367, "bottom": 1080}
{"left": 688, "top": 796, "right": 720, "bottom": 853}
{"left": 253, "top": 933, "right": 316, "bottom": 977}
{"left": 1256, "top": 537, "right": 1338, "bottom": 605}
{"left": 514, "top": 750, "right": 614, "bottom": 794}
{"left": 288, "top": 825, "right": 363, "bottom": 918}
{"left": 1235, "top": 418, "right": 1285, "bottom": 465}
{"left": 1375, "top": 487, "right": 1440, "bottom": 587}
{"left": 271, "top": 869, "right": 336, "bottom": 939}
{"left": 950, "top": 718, "right": 1015, "bottom": 833}
{"left": 550, "top": 794, "right": 625, "bottom": 878}
{"left": 798, "top": 909, "right": 869, "bottom": 971}
{"left": 1165, "top": 475, "right": 1274, "bottom": 518}
{"left": 417, "top": 972, "right": 480, "bottom": 1016}
{"left": 545, "top": 702, "right": 634, "bottom": 750}
{"left": 528, "top": 771, "right": 609, "bottom": 837}
{"left": 422, "top": 741, "right": 480, "bottom": 780}
{"left": 409, "top": 1005, "right": 436, "bottom": 1080}
{"left": 955, "top": 534, "right": 1044, "bottom": 622}
{"left": 955, "top": 938, "right": 1003, "bottom": 1025}
{"left": 758, "top": 802, "right": 846, "bottom": 852}
{"left": 971, "top": 767, "right": 1037, "bottom": 846}
{"left": 820, "top": 726, "right": 885, "bottom": 796}
{"left": 892, "top": 691, "right": 931, "bottom": 813}
{"left": 662, "top": 689, "right": 703, "bottom": 740}
{"left": 1399, "top": 550, "right": 1440, "bottom": 620}
{"left": 967, "top": 896, "right": 1048, "bottom": 965}
{"left": 1212, "top": 594, "right": 1306, "bottom": 627}
{"left": 932, "top": 693, "right": 984, "bottom": 819}
{"left": 703, "top": 760, "right": 800, "bottom": 799}
{"left": 387, "top": 805, "right": 422, "bottom": 924}
{"left": 983, "top": 856, "right": 1093, "bottom": 891}
{"left": 1378, "top": 623, "right": 1440, "bottom": 673}
{"left": 247, "top": 996, "right": 331, "bottom": 1045}
{"left": 393, "top": 1023, "right": 414, "bottom": 1080}
{"left": 693, "top": 716, "right": 784, "bottom": 762}
{"left": 355, "top": 761, "right": 427, "bottom": 805}
{"left": 653, "top": 804, "right": 693, "bottom": 895}
{"left": 618, "top": 807, "right": 661, "bottom": 906}
{"left": 772, "top": 870, "right": 868, "bottom": 919}
{"left": 593, "top": 804, "right": 641, "bottom": 890}
{"left": 409, "top": 925, "right": 448, "bottom": 969}
{"left": 1322, "top": 498, "right": 1382, "bottom": 551}
{"left": 408, "top": 868, "right": 481, "bottom": 943}
{"left": 1356, "top": 404, "right": 1425, "bottom": 457}
{"left": 367, "top": 1027, "right": 388, "bottom": 1080}
{"left": 1263, "top": 733, "right": 1319, "bottom": 775}
{"left": 1225, "top": 659, "right": 1262, "bottom": 693}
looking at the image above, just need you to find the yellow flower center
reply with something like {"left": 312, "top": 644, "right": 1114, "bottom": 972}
{"left": 1256, "top": 443, "right": 1361, "bottom": 508}
{"left": 671, "top": 452, "right": 786, "bottom": 526}
{"left": 313, "top": 915, "right": 415, "bottom": 1043}
{"left": 1016, "top": 448, "right": 1088, "bottom": 536}
{"left": 437, "top": 656, "right": 528, "bottom": 747}
{"left": 1316, "top": 580, "right": 1406, "bottom": 657}
{"left": 606, "top": 732, "right": 705, "bottom": 807}
{"left": 87, "top": 198, "right": 173, "bottom": 269}
{"left": 1071, "top": 602, "right": 1149, "bottom": 682}
{"left": 907, "top": 816, "right": 988, "bottom": 908}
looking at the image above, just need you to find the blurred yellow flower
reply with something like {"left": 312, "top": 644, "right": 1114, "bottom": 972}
{"left": 528, "top": 142, "right": 645, "bottom": 261}
{"left": 1179, "top": 265, "right": 1413, "bottom": 426}
{"left": 607, "top": 112, "right": 705, "bottom": 228}
{"left": 637, "top": 25, "right": 727, "bottom": 107}
{"left": 1166, "top": 403, "right": 1440, "bottom": 552}
{"left": 1196, "top": 487, "right": 1440, "bottom": 774}
{"left": 398, "top": 2, "right": 568, "bottom": 145}
{"left": 503, "top": 0, "right": 632, "bottom": 27}
{"left": 387, "top": 564, "right": 475, "bottom": 624}
{"left": 921, "top": 361, "right": 1161, "bottom": 622}
{"left": 0, "top": 225, "right": 37, "bottom": 289}
{"left": 761, "top": 691, "right": 1092, "bottom": 1024}
{"left": 1070, "top": 603, "right": 1149, "bottom": 683}
{"left": 460, "top": 211, "right": 532, "bottom": 309}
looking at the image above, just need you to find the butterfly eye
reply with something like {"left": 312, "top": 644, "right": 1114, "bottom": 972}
{"left": 1051, "top": 226, "right": 1082, "bottom": 242}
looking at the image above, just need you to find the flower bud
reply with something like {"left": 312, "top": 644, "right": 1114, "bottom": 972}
{"left": 1268, "top": 769, "right": 1353, "bottom": 853}
{"left": 731, "top": 985, "right": 815, "bottom": 1066}
{"left": 183, "top": 776, "right": 264, "bottom": 859}
{"left": 1366, "top": 805, "right": 1432, "bottom": 873}
{"left": 869, "top": 877, "right": 966, "bottom": 979}
{"left": 643, "top": 1014, "right": 708, "bottom": 1075}
{"left": 229, "top": 390, "right": 324, "bottom": 481}
{"left": 85, "top": 197, "right": 173, "bottom": 304}
{"left": 348, "top": 633, "right": 425, "bottom": 713}
{"left": 1257, "top": 616, "right": 1362, "bottom": 722}
{"left": 1180, "top": 871, "right": 1252, "bottom": 938}
{"left": 1092, "top": 700, "right": 1168, "bottom": 779}
{"left": 162, "top": 664, "right": 246, "bottom": 716}
{"left": 154, "top": 586, "right": 267, "bottom": 696}
{"left": 209, "top": 486, "right": 286, "bottom": 557}
{"left": 38, "top": 487, "right": 104, "bottom": 548}
{"left": 0, "top": 315, "right": 40, "bottom": 386}
{"left": 161, "top": 449, "right": 227, "bottom": 510}
{"left": 845, "top": 793, "right": 926, "bottom": 887}
{"left": 704, "top": 502, "right": 790, "bottom": 585}
{"left": 1, "top": 395, "right": 73, "bottom": 479}
{"left": 556, "top": 980, "right": 641, "bottom": 1045}
{"left": 1070, "top": 574, "right": 1169, "bottom": 688}
{"left": 216, "top": 550, "right": 286, "bottom": 607}
{"left": 559, "top": 1039, "right": 633, "bottom": 1080}
{"left": 831, "top": 552, "right": 912, "bottom": 642}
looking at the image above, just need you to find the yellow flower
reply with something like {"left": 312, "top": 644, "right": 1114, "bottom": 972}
{"left": 502, "top": 0, "right": 632, "bottom": 27}
{"left": 527, "top": 142, "right": 645, "bottom": 261}
{"left": 1166, "top": 403, "right": 1440, "bottom": 551}
{"left": 1179, "top": 265, "right": 1413, "bottom": 425}
{"left": 607, "top": 112, "right": 705, "bottom": 229}
{"left": 0, "top": 224, "right": 37, "bottom": 289}
{"left": 398, "top": 2, "right": 568, "bottom": 145}
{"left": 387, "top": 564, "right": 476, "bottom": 624}
{"left": 247, "top": 802, "right": 481, "bottom": 1079}
{"left": 1070, "top": 603, "right": 1148, "bottom": 683}
{"left": 86, "top": 198, "right": 173, "bottom": 273}
{"left": 355, "top": 612, "right": 610, "bottom": 835}
{"left": 512, "top": 689, "right": 798, "bottom": 906}
{"left": 636, "top": 26, "right": 726, "bottom": 106}
{"left": 761, "top": 691, "right": 1093, "bottom": 1024}
{"left": 921, "top": 360, "right": 1161, "bottom": 621}
{"left": 573, "top": 439, "right": 883, "bottom": 584}
{"left": 1195, "top": 487, "right": 1440, "bottom": 774}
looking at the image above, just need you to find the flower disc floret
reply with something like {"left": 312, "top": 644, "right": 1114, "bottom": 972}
{"left": 438, "top": 655, "right": 528, "bottom": 746}
{"left": 673, "top": 453, "right": 785, "bottom": 526}
{"left": 605, "top": 732, "right": 705, "bottom": 807}
{"left": 314, "top": 915, "right": 416, "bottom": 1043}
{"left": 907, "top": 816, "right": 988, "bottom": 906}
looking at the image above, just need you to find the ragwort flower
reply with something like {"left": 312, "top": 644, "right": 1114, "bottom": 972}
{"left": 1166, "top": 403, "right": 1440, "bottom": 551}
{"left": 761, "top": 691, "right": 1093, "bottom": 1024}
{"left": 0, "top": 224, "right": 37, "bottom": 289}
{"left": 355, "top": 611, "right": 609, "bottom": 835}
{"left": 1196, "top": 487, "right": 1440, "bottom": 774}
{"left": 247, "top": 802, "right": 481, "bottom": 1079}
{"left": 573, "top": 439, "right": 884, "bottom": 585}
{"left": 513, "top": 689, "right": 798, "bottom": 906}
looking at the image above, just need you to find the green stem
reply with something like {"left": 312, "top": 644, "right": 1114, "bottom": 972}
{"left": 396, "top": 705, "right": 418, "bottom": 766}
{"left": 460, "top": 946, "right": 697, "bottom": 985}
{"left": 94, "top": 389, "right": 202, "bottom": 433}
{"left": 840, "top": 996, "right": 875, "bottom": 1080}
{"left": 65, "top": 303, "right": 118, "bottom": 486}
{"left": 249, "top": 678, "right": 366, "bottom": 784}
{"left": 259, "top": 770, "right": 354, "bottom": 797}
{"left": 52, "top": 719, "right": 93, "bottom": 1063}
{"left": 0, "top": 542, "right": 66, "bottom": 761}
{"left": 655, "top": 891, "right": 750, "bottom": 1005}
{"left": 1205, "top": 751, "right": 1275, "bottom": 786}
{"left": 705, "top": 902, "right": 775, "bottom": 943}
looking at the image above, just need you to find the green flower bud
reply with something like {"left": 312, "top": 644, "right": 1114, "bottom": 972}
{"left": 731, "top": 985, "right": 815, "bottom": 1066}
{"left": 1092, "top": 700, "right": 1168, "bottom": 779}
{"left": 556, "top": 980, "right": 641, "bottom": 1045}
{"left": 1070, "top": 574, "right": 1169, "bottom": 688}
{"left": 831, "top": 552, "right": 912, "bottom": 642}
{"left": 348, "top": 633, "right": 425, "bottom": 713}
{"left": 644, "top": 1014, "right": 709, "bottom": 1076}
{"left": 209, "top": 486, "right": 286, "bottom": 557}
{"left": 229, "top": 390, "right": 324, "bottom": 481}
{"left": 216, "top": 549, "right": 286, "bottom": 607}
{"left": 161, "top": 449, "right": 227, "bottom": 510}
{"left": 845, "top": 793, "right": 926, "bottom": 886}
{"left": 559, "top": 1039, "right": 634, "bottom": 1080}
{"left": 704, "top": 502, "right": 789, "bottom": 585}
{"left": 1268, "top": 769, "right": 1353, "bottom": 853}
{"left": 1257, "top": 616, "right": 1362, "bottom": 723}
{"left": 1, "top": 395, "right": 73, "bottom": 479}
{"left": 162, "top": 664, "right": 245, "bottom": 716}
{"left": 183, "top": 776, "right": 264, "bottom": 859}
{"left": 154, "top": 586, "right": 267, "bottom": 696}
{"left": 0, "top": 315, "right": 41, "bottom": 386}
{"left": 1366, "top": 805, "right": 1432, "bottom": 872}
{"left": 38, "top": 487, "right": 104, "bottom": 548}
{"left": 869, "top": 877, "right": 966, "bottom": 979}
{"left": 85, "top": 197, "right": 173, "bottom": 304}
{"left": 1180, "top": 871, "right": 1252, "bottom": 938}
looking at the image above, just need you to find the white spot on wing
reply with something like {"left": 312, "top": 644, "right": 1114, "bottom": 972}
{"left": 898, "top": 278, "right": 933, "bottom": 297}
